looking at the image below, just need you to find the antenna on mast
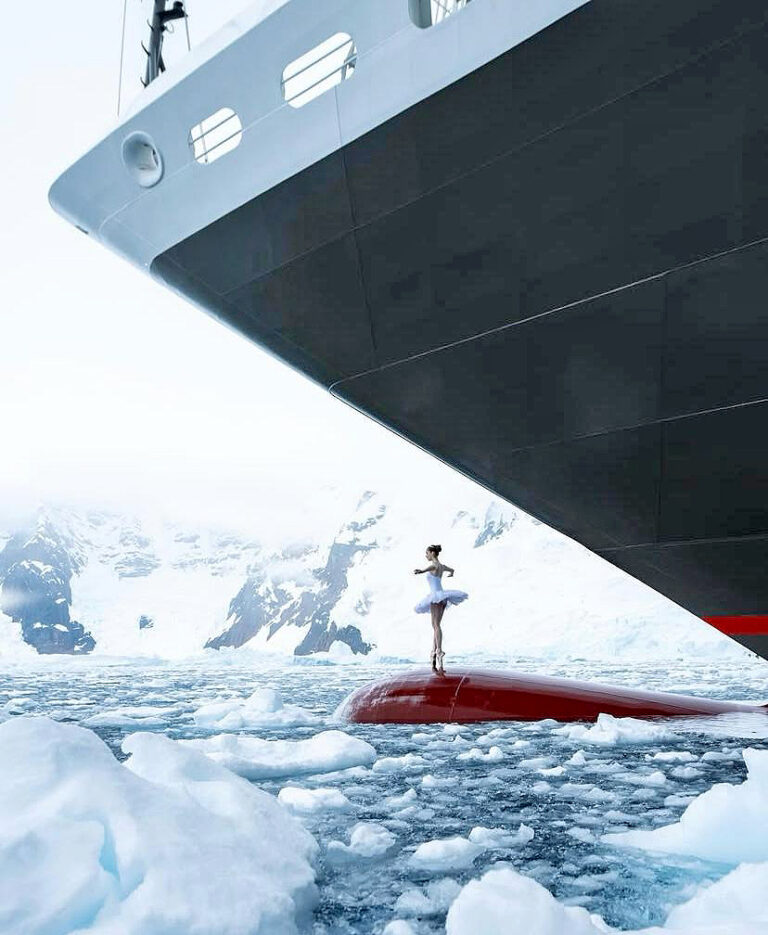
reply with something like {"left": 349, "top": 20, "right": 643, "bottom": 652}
{"left": 143, "top": 0, "right": 187, "bottom": 87}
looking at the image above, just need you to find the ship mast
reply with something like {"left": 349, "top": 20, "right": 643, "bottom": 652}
{"left": 143, "top": 0, "right": 187, "bottom": 86}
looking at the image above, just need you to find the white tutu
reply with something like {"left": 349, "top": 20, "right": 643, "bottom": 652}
{"left": 414, "top": 573, "right": 469, "bottom": 614}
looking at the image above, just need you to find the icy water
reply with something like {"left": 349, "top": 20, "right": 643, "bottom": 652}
{"left": 1, "top": 655, "right": 767, "bottom": 934}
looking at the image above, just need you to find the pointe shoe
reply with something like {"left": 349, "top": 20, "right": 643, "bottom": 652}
{"left": 430, "top": 651, "right": 438, "bottom": 673}
{"left": 436, "top": 651, "right": 445, "bottom": 674}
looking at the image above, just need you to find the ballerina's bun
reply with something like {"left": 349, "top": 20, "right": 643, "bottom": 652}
{"left": 428, "top": 544, "right": 442, "bottom": 556}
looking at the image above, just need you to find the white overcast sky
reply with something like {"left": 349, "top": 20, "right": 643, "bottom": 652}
{"left": 2, "top": 0, "right": 475, "bottom": 532}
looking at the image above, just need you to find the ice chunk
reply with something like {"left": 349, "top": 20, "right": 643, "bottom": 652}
{"left": 372, "top": 753, "right": 428, "bottom": 773}
{"left": 555, "top": 714, "right": 674, "bottom": 746}
{"left": 385, "top": 788, "right": 418, "bottom": 809}
{"left": 395, "top": 877, "right": 462, "bottom": 916}
{"left": 421, "top": 773, "right": 454, "bottom": 789}
{"left": 277, "top": 786, "right": 352, "bottom": 814}
{"left": 457, "top": 745, "right": 504, "bottom": 763}
{"left": 664, "top": 860, "right": 768, "bottom": 930}
{"left": 181, "top": 729, "right": 376, "bottom": 780}
{"left": 382, "top": 921, "right": 417, "bottom": 935}
{"left": 83, "top": 704, "right": 179, "bottom": 728}
{"left": 468, "top": 824, "right": 534, "bottom": 848}
{"left": 327, "top": 822, "right": 397, "bottom": 860}
{"left": 192, "top": 687, "right": 318, "bottom": 730}
{"left": 568, "top": 751, "right": 588, "bottom": 766}
{"left": 445, "top": 867, "right": 603, "bottom": 935}
{"left": 409, "top": 836, "right": 483, "bottom": 872}
{"left": 0, "top": 718, "right": 317, "bottom": 935}
{"left": 618, "top": 769, "right": 668, "bottom": 787}
{"left": 540, "top": 765, "right": 566, "bottom": 777}
{"left": 670, "top": 766, "right": 703, "bottom": 781}
{"left": 606, "top": 747, "right": 768, "bottom": 863}
{"left": 650, "top": 750, "right": 696, "bottom": 763}
{"left": 567, "top": 827, "right": 597, "bottom": 845}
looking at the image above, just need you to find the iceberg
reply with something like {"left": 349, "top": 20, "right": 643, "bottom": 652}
{"left": 605, "top": 747, "right": 768, "bottom": 864}
{"left": 0, "top": 717, "right": 317, "bottom": 935}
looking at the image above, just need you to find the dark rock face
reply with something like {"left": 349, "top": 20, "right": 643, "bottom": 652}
{"left": 0, "top": 520, "right": 95, "bottom": 654}
{"left": 207, "top": 495, "right": 383, "bottom": 656}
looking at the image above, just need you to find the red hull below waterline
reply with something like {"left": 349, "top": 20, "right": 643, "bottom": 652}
{"left": 339, "top": 669, "right": 767, "bottom": 724}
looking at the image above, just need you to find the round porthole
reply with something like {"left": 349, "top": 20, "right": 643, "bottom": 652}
{"left": 121, "top": 131, "right": 164, "bottom": 188}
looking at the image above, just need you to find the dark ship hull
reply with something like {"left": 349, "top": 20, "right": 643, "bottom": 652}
{"left": 152, "top": 0, "right": 768, "bottom": 661}
{"left": 51, "top": 0, "right": 768, "bottom": 662}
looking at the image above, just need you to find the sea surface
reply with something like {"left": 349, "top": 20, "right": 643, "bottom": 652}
{"left": 1, "top": 654, "right": 767, "bottom": 934}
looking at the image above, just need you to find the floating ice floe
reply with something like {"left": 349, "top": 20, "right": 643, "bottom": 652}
{"left": 327, "top": 822, "right": 397, "bottom": 860}
{"left": 372, "top": 753, "right": 428, "bottom": 773}
{"left": 457, "top": 745, "right": 504, "bottom": 763}
{"left": 277, "top": 786, "right": 353, "bottom": 814}
{"left": 394, "top": 877, "right": 462, "bottom": 917}
{"left": 0, "top": 717, "right": 317, "bottom": 935}
{"left": 445, "top": 863, "right": 768, "bottom": 935}
{"left": 180, "top": 729, "right": 377, "bottom": 780}
{"left": 468, "top": 824, "right": 534, "bottom": 848}
{"left": 384, "top": 788, "right": 418, "bottom": 809}
{"left": 382, "top": 921, "right": 417, "bottom": 935}
{"left": 605, "top": 747, "right": 768, "bottom": 864}
{"left": 82, "top": 704, "right": 180, "bottom": 728}
{"left": 555, "top": 713, "right": 674, "bottom": 746}
{"left": 192, "top": 687, "right": 318, "bottom": 730}
{"left": 409, "top": 836, "right": 483, "bottom": 872}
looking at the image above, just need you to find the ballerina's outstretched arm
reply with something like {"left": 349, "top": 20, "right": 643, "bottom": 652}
{"left": 442, "top": 564, "right": 455, "bottom": 577}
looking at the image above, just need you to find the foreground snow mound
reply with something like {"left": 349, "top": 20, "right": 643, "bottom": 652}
{"left": 181, "top": 729, "right": 377, "bottom": 780}
{"left": 445, "top": 864, "right": 768, "bottom": 934}
{"left": 555, "top": 714, "right": 675, "bottom": 746}
{"left": 0, "top": 717, "right": 317, "bottom": 935}
{"left": 606, "top": 747, "right": 768, "bottom": 864}
{"left": 192, "top": 688, "right": 318, "bottom": 730}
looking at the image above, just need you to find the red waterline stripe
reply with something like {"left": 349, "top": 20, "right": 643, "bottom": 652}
{"left": 703, "top": 615, "right": 768, "bottom": 635}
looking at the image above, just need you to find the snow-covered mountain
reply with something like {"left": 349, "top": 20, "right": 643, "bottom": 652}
{"left": 0, "top": 492, "right": 747, "bottom": 663}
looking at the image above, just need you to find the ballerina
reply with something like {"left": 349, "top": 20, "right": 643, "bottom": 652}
{"left": 413, "top": 544, "right": 468, "bottom": 674}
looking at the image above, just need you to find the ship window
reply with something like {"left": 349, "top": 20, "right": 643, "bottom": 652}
{"left": 281, "top": 33, "right": 357, "bottom": 109}
{"left": 189, "top": 107, "right": 243, "bottom": 165}
{"left": 409, "top": 0, "right": 472, "bottom": 28}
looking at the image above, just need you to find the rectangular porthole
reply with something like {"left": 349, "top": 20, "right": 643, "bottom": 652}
{"left": 189, "top": 107, "right": 243, "bottom": 165}
{"left": 281, "top": 33, "right": 357, "bottom": 109}
{"left": 409, "top": 0, "right": 472, "bottom": 28}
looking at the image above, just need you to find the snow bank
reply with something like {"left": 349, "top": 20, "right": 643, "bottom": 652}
{"left": 277, "top": 786, "right": 352, "bottom": 814}
{"left": 555, "top": 714, "right": 675, "bottom": 746}
{"left": 327, "top": 822, "right": 397, "bottom": 860}
{"left": 409, "top": 836, "right": 483, "bottom": 872}
{"left": 0, "top": 717, "right": 317, "bottom": 935}
{"left": 192, "top": 688, "right": 318, "bottom": 730}
{"left": 181, "top": 729, "right": 377, "bottom": 780}
{"left": 606, "top": 747, "right": 768, "bottom": 863}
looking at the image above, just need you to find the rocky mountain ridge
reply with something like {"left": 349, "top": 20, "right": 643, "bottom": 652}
{"left": 0, "top": 493, "right": 745, "bottom": 663}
